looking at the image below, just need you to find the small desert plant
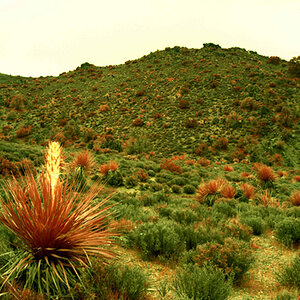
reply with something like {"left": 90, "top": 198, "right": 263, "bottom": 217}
{"left": 16, "top": 126, "right": 31, "bottom": 138}
{"left": 257, "top": 165, "right": 276, "bottom": 183}
{"left": 173, "top": 264, "right": 232, "bottom": 300}
{"left": 274, "top": 217, "right": 300, "bottom": 247}
{"left": 213, "top": 137, "right": 228, "bottom": 150}
{"left": 85, "top": 262, "right": 149, "bottom": 300}
{"left": 290, "top": 190, "right": 300, "bottom": 206}
{"left": 160, "top": 159, "right": 182, "bottom": 174}
{"left": 71, "top": 150, "right": 95, "bottom": 174}
{"left": 287, "top": 56, "right": 300, "bottom": 78}
{"left": 99, "top": 161, "right": 119, "bottom": 176}
{"left": 276, "top": 254, "right": 300, "bottom": 288}
{"left": 183, "top": 184, "right": 196, "bottom": 194}
{"left": 195, "top": 238, "right": 253, "bottom": 282}
{"left": 196, "top": 178, "right": 226, "bottom": 206}
{"left": 240, "top": 183, "right": 255, "bottom": 200}
{"left": 241, "top": 216, "right": 265, "bottom": 235}
{"left": 128, "top": 220, "right": 185, "bottom": 261}
{"left": 0, "top": 142, "right": 117, "bottom": 297}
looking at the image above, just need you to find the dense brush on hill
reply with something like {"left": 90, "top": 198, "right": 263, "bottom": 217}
{"left": 0, "top": 44, "right": 299, "bottom": 167}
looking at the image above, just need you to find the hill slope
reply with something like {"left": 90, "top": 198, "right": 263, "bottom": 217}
{"left": 0, "top": 44, "right": 299, "bottom": 166}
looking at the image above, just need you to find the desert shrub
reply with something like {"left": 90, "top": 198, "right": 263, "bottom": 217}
{"left": 141, "top": 191, "right": 170, "bottom": 206}
{"left": 290, "top": 190, "right": 300, "bottom": 206}
{"left": 84, "top": 262, "right": 149, "bottom": 300}
{"left": 287, "top": 56, "right": 300, "bottom": 78}
{"left": 274, "top": 217, "right": 300, "bottom": 247}
{"left": 124, "top": 174, "right": 138, "bottom": 188}
{"left": 126, "top": 136, "right": 149, "bottom": 154}
{"left": 183, "top": 184, "right": 196, "bottom": 194}
{"left": 0, "top": 142, "right": 117, "bottom": 298}
{"left": 6, "top": 111, "right": 17, "bottom": 120}
{"left": 185, "top": 118, "right": 198, "bottom": 128}
{"left": 195, "top": 143, "right": 208, "bottom": 155}
{"left": 241, "top": 216, "right": 265, "bottom": 235}
{"left": 212, "top": 201, "right": 237, "bottom": 219}
{"left": 71, "top": 151, "right": 95, "bottom": 174}
{"left": 257, "top": 165, "right": 276, "bottom": 183}
{"left": 276, "top": 254, "right": 300, "bottom": 288}
{"left": 173, "top": 264, "right": 232, "bottom": 300}
{"left": 170, "top": 176, "right": 186, "bottom": 186}
{"left": 240, "top": 97, "right": 258, "bottom": 110}
{"left": 101, "top": 139, "right": 123, "bottom": 152}
{"left": 178, "top": 99, "right": 190, "bottom": 109}
{"left": 16, "top": 126, "right": 31, "bottom": 138}
{"left": 107, "top": 170, "right": 124, "bottom": 187}
{"left": 274, "top": 290, "right": 298, "bottom": 300}
{"left": 195, "top": 238, "right": 253, "bottom": 282}
{"left": 132, "top": 118, "right": 145, "bottom": 127}
{"left": 213, "top": 137, "right": 228, "bottom": 150}
{"left": 64, "top": 120, "right": 80, "bottom": 140}
{"left": 128, "top": 220, "right": 185, "bottom": 261}
{"left": 10, "top": 94, "right": 26, "bottom": 110}
{"left": 223, "top": 218, "right": 253, "bottom": 241}
{"left": 267, "top": 56, "right": 281, "bottom": 65}
{"left": 172, "top": 184, "right": 181, "bottom": 194}
{"left": 149, "top": 182, "right": 163, "bottom": 192}
{"left": 160, "top": 159, "right": 182, "bottom": 174}
{"left": 147, "top": 169, "right": 155, "bottom": 177}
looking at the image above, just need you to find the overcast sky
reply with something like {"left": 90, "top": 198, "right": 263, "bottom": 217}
{"left": 1, "top": 0, "right": 299, "bottom": 77}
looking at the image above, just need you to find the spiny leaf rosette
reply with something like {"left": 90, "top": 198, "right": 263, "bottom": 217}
{"left": 0, "top": 142, "right": 117, "bottom": 296}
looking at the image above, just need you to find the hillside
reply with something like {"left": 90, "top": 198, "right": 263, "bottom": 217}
{"left": 0, "top": 44, "right": 299, "bottom": 165}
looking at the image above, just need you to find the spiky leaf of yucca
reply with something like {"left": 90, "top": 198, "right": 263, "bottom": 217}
{"left": 0, "top": 171, "right": 117, "bottom": 296}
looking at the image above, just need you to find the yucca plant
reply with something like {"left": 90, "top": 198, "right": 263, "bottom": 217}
{"left": 0, "top": 142, "right": 117, "bottom": 298}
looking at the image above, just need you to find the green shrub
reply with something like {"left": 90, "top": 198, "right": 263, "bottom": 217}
{"left": 101, "top": 139, "right": 123, "bottom": 152}
{"left": 84, "top": 262, "right": 149, "bottom": 300}
{"left": 173, "top": 264, "right": 232, "bottom": 300}
{"left": 241, "top": 216, "right": 265, "bottom": 235}
{"left": 107, "top": 170, "right": 124, "bottom": 186}
{"left": 223, "top": 219, "right": 253, "bottom": 242}
{"left": 149, "top": 182, "right": 163, "bottom": 192}
{"left": 274, "top": 218, "right": 300, "bottom": 247}
{"left": 128, "top": 220, "right": 185, "bottom": 261}
{"left": 183, "top": 184, "right": 196, "bottom": 194}
{"left": 141, "top": 192, "right": 169, "bottom": 206}
{"left": 276, "top": 255, "right": 300, "bottom": 288}
{"left": 171, "top": 184, "right": 181, "bottom": 194}
{"left": 212, "top": 201, "right": 237, "bottom": 219}
{"left": 170, "top": 176, "right": 186, "bottom": 186}
{"left": 274, "top": 290, "right": 298, "bottom": 300}
{"left": 124, "top": 174, "right": 138, "bottom": 188}
{"left": 195, "top": 238, "right": 253, "bottom": 282}
{"left": 147, "top": 170, "right": 155, "bottom": 177}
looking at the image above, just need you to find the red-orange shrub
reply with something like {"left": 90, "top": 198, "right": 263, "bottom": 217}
{"left": 160, "top": 159, "right": 182, "bottom": 174}
{"left": 71, "top": 151, "right": 95, "bottom": 174}
{"left": 257, "top": 165, "right": 276, "bottom": 182}
{"left": 240, "top": 183, "right": 255, "bottom": 199}
{"left": 221, "top": 184, "right": 236, "bottom": 199}
{"left": 16, "top": 126, "right": 31, "bottom": 138}
{"left": 99, "top": 161, "right": 118, "bottom": 176}
{"left": 290, "top": 190, "right": 300, "bottom": 206}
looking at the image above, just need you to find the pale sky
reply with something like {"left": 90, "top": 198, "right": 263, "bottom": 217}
{"left": 1, "top": 0, "right": 299, "bottom": 77}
